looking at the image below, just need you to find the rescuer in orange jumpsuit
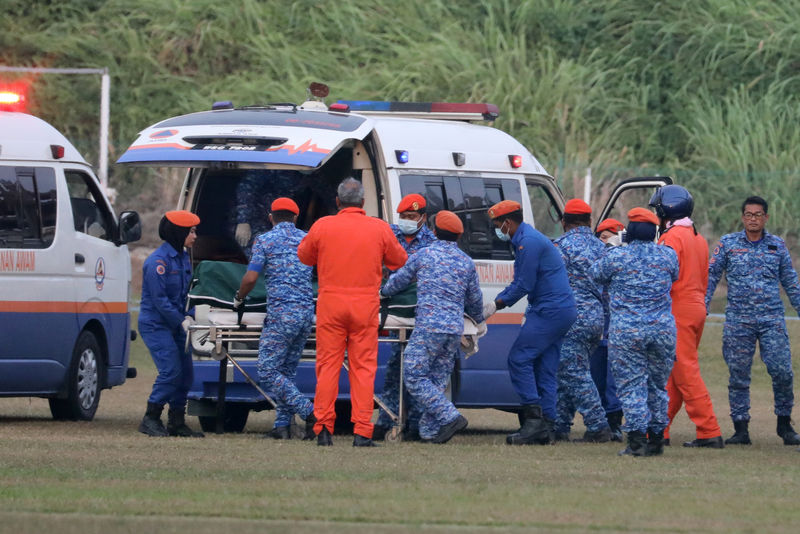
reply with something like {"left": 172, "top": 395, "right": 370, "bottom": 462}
{"left": 297, "top": 178, "right": 408, "bottom": 447}
{"left": 650, "top": 185, "right": 724, "bottom": 448}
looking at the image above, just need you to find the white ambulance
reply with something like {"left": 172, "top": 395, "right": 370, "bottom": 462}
{"left": 117, "top": 94, "right": 668, "bottom": 431}
{"left": 0, "top": 111, "right": 141, "bottom": 420}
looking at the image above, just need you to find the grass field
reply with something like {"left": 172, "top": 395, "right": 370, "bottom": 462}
{"left": 2, "top": 314, "right": 800, "bottom": 533}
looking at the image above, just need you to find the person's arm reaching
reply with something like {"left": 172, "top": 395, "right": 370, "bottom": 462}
{"left": 706, "top": 239, "right": 727, "bottom": 312}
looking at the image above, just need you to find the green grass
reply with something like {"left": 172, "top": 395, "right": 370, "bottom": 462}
{"left": 2, "top": 312, "right": 800, "bottom": 532}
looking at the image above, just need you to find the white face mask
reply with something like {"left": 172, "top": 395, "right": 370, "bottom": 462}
{"left": 397, "top": 218, "right": 421, "bottom": 235}
{"left": 495, "top": 221, "right": 510, "bottom": 241}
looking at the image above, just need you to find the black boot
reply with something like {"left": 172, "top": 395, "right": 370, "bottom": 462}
{"left": 725, "top": 420, "right": 751, "bottom": 445}
{"left": 553, "top": 431, "right": 571, "bottom": 442}
{"left": 618, "top": 430, "right": 648, "bottom": 456}
{"left": 267, "top": 426, "right": 291, "bottom": 440}
{"left": 683, "top": 436, "right": 724, "bottom": 448}
{"left": 317, "top": 427, "right": 333, "bottom": 446}
{"left": 575, "top": 426, "right": 613, "bottom": 443}
{"left": 303, "top": 412, "right": 317, "bottom": 441}
{"left": 353, "top": 434, "right": 380, "bottom": 447}
{"left": 646, "top": 428, "right": 664, "bottom": 456}
{"left": 506, "top": 405, "right": 551, "bottom": 445}
{"left": 777, "top": 416, "right": 800, "bottom": 445}
{"left": 606, "top": 410, "right": 624, "bottom": 442}
{"left": 138, "top": 403, "right": 168, "bottom": 437}
{"left": 432, "top": 415, "right": 468, "bottom": 444}
{"left": 167, "top": 408, "right": 205, "bottom": 438}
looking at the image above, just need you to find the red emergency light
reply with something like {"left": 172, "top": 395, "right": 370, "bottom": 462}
{"left": 0, "top": 90, "right": 25, "bottom": 111}
{"left": 508, "top": 154, "right": 523, "bottom": 168}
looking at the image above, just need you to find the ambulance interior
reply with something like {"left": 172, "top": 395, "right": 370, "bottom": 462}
{"left": 191, "top": 146, "right": 360, "bottom": 264}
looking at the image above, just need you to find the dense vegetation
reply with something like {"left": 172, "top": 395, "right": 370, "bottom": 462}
{"left": 2, "top": 0, "right": 799, "bottom": 239}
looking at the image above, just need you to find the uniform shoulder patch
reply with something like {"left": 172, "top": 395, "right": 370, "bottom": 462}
{"left": 156, "top": 264, "right": 166, "bottom": 275}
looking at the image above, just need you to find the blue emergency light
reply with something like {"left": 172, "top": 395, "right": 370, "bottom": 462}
{"left": 395, "top": 150, "right": 409, "bottom": 164}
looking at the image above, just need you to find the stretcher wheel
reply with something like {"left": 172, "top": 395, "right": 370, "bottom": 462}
{"left": 386, "top": 426, "right": 402, "bottom": 442}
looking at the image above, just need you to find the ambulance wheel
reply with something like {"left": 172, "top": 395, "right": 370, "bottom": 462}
{"left": 198, "top": 406, "right": 249, "bottom": 433}
{"left": 49, "top": 331, "right": 102, "bottom": 421}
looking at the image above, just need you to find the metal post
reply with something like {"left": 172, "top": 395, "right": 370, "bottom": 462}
{"left": 99, "top": 70, "right": 110, "bottom": 192}
{"left": 0, "top": 66, "right": 110, "bottom": 192}
{"left": 584, "top": 167, "right": 592, "bottom": 204}
{"left": 216, "top": 357, "right": 228, "bottom": 434}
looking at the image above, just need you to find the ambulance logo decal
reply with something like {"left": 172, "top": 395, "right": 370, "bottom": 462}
{"left": 95, "top": 257, "right": 106, "bottom": 291}
{"left": 150, "top": 129, "right": 179, "bottom": 139}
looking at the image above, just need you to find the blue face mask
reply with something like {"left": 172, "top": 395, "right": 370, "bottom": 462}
{"left": 397, "top": 218, "right": 421, "bottom": 235}
{"left": 495, "top": 222, "right": 510, "bottom": 242}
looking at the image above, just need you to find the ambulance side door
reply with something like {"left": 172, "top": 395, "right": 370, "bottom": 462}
{"left": 65, "top": 170, "right": 131, "bottom": 372}
{"left": 595, "top": 176, "right": 674, "bottom": 229}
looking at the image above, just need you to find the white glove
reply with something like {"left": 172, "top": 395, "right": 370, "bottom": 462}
{"left": 482, "top": 300, "right": 497, "bottom": 320}
{"left": 235, "top": 223, "right": 251, "bottom": 247}
{"left": 233, "top": 291, "right": 244, "bottom": 311}
{"left": 181, "top": 315, "right": 195, "bottom": 332}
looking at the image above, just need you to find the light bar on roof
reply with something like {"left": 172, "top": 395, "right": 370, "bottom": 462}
{"left": 338, "top": 100, "right": 499, "bottom": 121}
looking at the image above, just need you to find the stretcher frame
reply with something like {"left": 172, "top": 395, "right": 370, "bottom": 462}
{"left": 187, "top": 322, "right": 412, "bottom": 440}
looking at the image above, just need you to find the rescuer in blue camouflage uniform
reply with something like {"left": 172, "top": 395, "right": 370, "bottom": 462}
{"left": 591, "top": 207, "right": 679, "bottom": 456}
{"left": 234, "top": 197, "right": 316, "bottom": 440}
{"left": 483, "top": 200, "right": 577, "bottom": 446}
{"left": 138, "top": 210, "right": 204, "bottom": 438}
{"left": 706, "top": 196, "right": 800, "bottom": 446}
{"left": 590, "top": 218, "right": 626, "bottom": 441}
{"left": 374, "top": 194, "right": 436, "bottom": 441}
{"left": 234, "top": 170, "right": 302, "bottom": 256}
{"left": 380, "top": 210, "right": 484, "bottom": 444}
{"left": 552, "top": 199, "right": 612, "bottom": 443}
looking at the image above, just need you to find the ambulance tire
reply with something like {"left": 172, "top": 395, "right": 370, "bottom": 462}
{"left": 49, "top": 331, "right": 103, "bottom": 421}
{"left": 198, "top": 405, "right": 249, "bottom": 433}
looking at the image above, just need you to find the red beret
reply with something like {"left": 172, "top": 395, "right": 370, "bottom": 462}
{"left": 596, "top": 218, "right": 625, "bottom": 234}
{"left": 627, "top": 207, "right": 659, "bottom": 225}
{"left": 488, "top": 200, "right": 522, "bottom": 219}
{"left": 271, "top": 197, "right": 299, "bottom": 215}
{"left": 564, "top": 198, "right": 592, "bottom": 215}
{"left": 165, "top": 210, "right": 200, "bottom": 228}
{"left": 397, "top": 194, "right": 426, "bottom": 213}
{"left": 435, "top": 210, "right": 463, "bottom": 234}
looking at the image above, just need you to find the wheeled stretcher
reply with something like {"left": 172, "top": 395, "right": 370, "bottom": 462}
{"left": 186, "top": 261, "right": 484, "bottom": 440}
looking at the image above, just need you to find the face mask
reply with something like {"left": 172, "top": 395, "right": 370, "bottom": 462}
{"left": 397, "top": 218, "right": 421, "bottom": 235}
{"left": 495, "top": 221, "right": 510, "bottom": 242}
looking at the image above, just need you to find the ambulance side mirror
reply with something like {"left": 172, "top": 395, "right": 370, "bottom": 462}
{"left": 117, "top": 211, "right": 142, "bottom": 245}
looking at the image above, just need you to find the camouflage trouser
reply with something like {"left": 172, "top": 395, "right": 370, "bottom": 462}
{"left": 609, "top": 318, "right": 676, "bottom": 433}
{"left": 555, "top": 311, "right": 607, "bottom": 433}
{"left": 722, "top": 318, "right": 794, "bottom": 421}
{"left": 403, "top": 330, "right": 461, "bottom": 440}
{"left": 376, "top": 341, "right": 423, "bottom": 431}
{"left": 257, "top": 307, "right": 314, "bottom": 427}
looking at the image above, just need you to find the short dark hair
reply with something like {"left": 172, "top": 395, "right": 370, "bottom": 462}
{"left": 435, "top": 228, "right": 460, "bottom": 242}
{"left": 742, "top": 196, "right": 768, "bottom": 214}
{"left": 271, "top": 210, "right": 296, "bottom": 224}
{"left": 562, "top": 213, "right": 591, "bottom": 227}
{"left": 496, "top": 210, "right": 523, "bottom": 225}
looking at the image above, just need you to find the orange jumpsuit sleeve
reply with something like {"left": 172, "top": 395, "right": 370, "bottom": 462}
{"left": 297, "top": 225, "right": 319, "bottom": 267}
{"left": 382, "top": 225, "right": 408, "bottom": 271}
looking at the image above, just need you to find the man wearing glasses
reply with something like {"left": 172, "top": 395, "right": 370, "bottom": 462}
{"left": 707, "top": 196, "right": 800, "bottom": 446}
